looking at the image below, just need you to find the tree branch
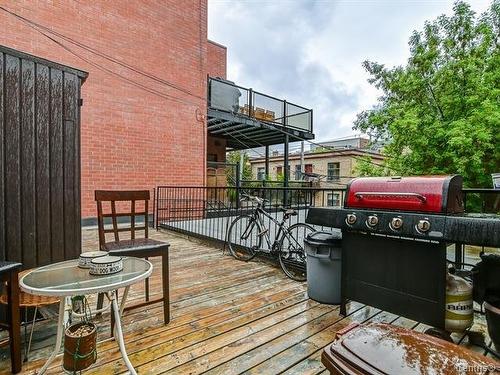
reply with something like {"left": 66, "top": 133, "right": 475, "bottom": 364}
{"left": 426, "top": 82, "right": 445, "bottom": 120}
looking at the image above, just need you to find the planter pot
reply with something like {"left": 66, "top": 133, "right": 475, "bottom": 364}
{"left": 63, "top": 322, "right": 97, "bottom": 372}
{"left": 485, "top": 300, "right": 500, "bottom": 349}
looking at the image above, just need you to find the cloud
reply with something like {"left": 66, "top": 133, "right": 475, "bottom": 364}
{"left": 208, "top": 0, "right": 492, "bottom": 143}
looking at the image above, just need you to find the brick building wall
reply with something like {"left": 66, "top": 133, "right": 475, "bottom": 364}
{"left": 207, "top": 40, "right": 227, "bottom": 79}
{"left": 0, "top": 1, "right": 227, "bottom": 219}
{"left": 206, "top": 40, "right": 227, "bottom": 163}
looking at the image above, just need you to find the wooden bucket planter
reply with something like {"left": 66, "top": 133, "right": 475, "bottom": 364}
{"left": 63, "top": 322, "right": 97, "bottom": 372}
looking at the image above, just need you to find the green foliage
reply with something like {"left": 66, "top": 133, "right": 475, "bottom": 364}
{"left": 226, "top": 151, "right": 252, "bottom": 185}
{"left": 354, "top": 1, "right": 500, "bottom": 187}
{"left": 353, "top": 156, "right": 390, "bottom": 177}
{"left": 311, "top": 146, "right": 331, "bottom": 153}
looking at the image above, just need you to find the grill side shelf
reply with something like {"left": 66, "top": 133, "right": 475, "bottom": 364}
{"left": 444, "top": 215, "right": 500, "bottom": 248}
{"left": 306, "top": 207, "right": 346, "bottom": 228}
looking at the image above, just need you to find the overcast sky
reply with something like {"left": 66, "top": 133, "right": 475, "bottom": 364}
{"left": 208, "top": 0, "right": 491, "bottom": 145}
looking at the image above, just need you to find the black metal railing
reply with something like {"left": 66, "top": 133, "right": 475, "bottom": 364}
{"left": 155, "top": 185, "right": 498, "bottom": 251}
{"left": 208, "top": 77, "right": 313, "bottom": 133}
{"left": 240, "top": 180, "right": 314, "bottom": 188}
{"left": 462, "top": 188, "right": 499, "bottom": 214}
{"left": 454, "top": 188, "right": 499, "bottom": 267}
{"left": 155, "top": 186, "right": 345, "bottom": 243}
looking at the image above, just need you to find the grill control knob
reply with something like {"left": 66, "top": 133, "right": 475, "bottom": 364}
{"left": 390, "top": 217, "right": 403, "bottom": 230}
{"left": 346, "top": 213, "right": 357, "bottom": 225}
{"left": 366, "top": 215, "right": 379, "bottom": 227}
{"left": 416, "top": 219, "right": 431, "bottom": 233}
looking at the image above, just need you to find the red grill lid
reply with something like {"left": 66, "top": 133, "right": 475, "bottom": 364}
{"left": 345, "top": 175, "right": 463, "bottom": 214}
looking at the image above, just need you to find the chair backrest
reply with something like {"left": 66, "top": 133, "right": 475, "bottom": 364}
{"left": 95, "top": 190, "right": 150, "bottom": 250}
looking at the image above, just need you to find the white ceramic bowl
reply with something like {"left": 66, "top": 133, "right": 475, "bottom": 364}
{"left": 89, "top": 255, "right": 123, "bottom": 276}
{"left": 78, "top": 251, "right": 108, "bottom": 269}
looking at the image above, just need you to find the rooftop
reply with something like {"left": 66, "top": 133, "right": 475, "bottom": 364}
{"left": 1, "top": 228, "right": 493, "bottom": 374}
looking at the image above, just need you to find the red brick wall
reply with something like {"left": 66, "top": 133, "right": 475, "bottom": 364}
{"left": 207, "top": 136, "right": 227, "bottom": 163}
{"left": 207, "top": 40, "right": 227, "bottom": 79}
{"left": 0, "top": 1, "right": 226, "bottom": 219}
{"left": 206, "top": 41, "right": 227, "bottom": 166}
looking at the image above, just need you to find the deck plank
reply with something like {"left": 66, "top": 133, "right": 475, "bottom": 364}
{"left": 137, "top": 301, "right": 329, "bottom": 374}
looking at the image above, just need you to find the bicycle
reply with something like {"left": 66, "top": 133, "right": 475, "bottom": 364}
{"left": 226, "top": 193, "right": 316, "bottom": 281}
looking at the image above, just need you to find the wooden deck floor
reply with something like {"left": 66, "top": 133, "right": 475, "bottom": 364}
{"left": 0, "top": 228, "right": 495, "bottom": 374}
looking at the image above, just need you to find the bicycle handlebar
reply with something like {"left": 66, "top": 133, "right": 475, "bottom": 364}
{"left": 240, "top": 193, "right": 268, "bottom": 204}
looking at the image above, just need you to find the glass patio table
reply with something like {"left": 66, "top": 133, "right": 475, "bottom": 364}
{"left": 20, "top": 257, "right": 153, "bottom": 375}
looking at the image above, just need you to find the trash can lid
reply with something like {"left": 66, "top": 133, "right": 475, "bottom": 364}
{"left": 305, "top": 230, "right": 342, "bottom": 246}
{"left": 323, "top": 323, "right": 500, "bottom": 375}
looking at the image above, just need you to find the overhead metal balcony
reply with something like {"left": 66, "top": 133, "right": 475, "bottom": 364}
{"left": 207, "top": 77, "right": 314, "bottom": 150}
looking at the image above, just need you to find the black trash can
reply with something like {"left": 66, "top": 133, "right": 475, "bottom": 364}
{"left": 304, "top": 230, "right": 342, "bottom": 304}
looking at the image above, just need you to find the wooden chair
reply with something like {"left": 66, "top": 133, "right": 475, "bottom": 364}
{"left": 0, "top": 270, "right": 59, "bottom": 363}
{"left": 0, "top": 261, "right": 22, "bottom": 373}
{"left": 95, "top": 190, "right": 170, "bottom": 325}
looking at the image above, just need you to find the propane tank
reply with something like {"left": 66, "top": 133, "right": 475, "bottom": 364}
{"left": 445, "top": 272, "right": 473, "bottom": 332}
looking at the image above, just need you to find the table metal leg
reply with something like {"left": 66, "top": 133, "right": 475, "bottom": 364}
{"left": 111, "top": 286, "right": 130, "bottom": 337}
{"left": 37, "top": 299, "right": 66, "bottom": 374}
{"left": 111, "top": 290, "right": 137, "bottom": 375}
{"left": 120, "top": 286, "right": 130, "bottom": 316}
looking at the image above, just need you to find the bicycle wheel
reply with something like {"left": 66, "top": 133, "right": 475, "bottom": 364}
{"left": 279, "top": 223, "right": 315, "bottom": 281}
{"left": 227, "top": 215, "right": 260, "bottom": 261}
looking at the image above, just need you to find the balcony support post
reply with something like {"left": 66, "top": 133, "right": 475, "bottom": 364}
{"left": 284, "top": 133, "right": 289, "bottom": 207}
{"left": 235, "top": 162, "right": 241, "bottom": 209}
{"left": 265, "top": 145, "right": 270, "bottom": 180}
{"left": 283, "top": 99, "right": 289, "bottom": 206}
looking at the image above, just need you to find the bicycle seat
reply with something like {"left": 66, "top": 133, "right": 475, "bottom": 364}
{"left": 281, "top": 208, "right": 297, "bottom": 216}
{"left": 241, "top": 194, "right": 267, "bottom": 205}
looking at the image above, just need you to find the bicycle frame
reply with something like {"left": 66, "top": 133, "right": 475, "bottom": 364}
{"left": 241, "top": 205, "right": 294, "bottom": 253}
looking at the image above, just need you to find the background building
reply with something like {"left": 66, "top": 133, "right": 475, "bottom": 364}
{"left": 250, "top": 148, "right": 385, "bottom": 187}
{"left": 310, "top": 135, "right": 370, "bottom": 151}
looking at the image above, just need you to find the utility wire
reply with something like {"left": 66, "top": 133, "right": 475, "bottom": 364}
{"left": 268, "top": 125, "right": 400, "bottom": 173}
{"left": 224, "top": 112, "right": 393, "bottom": 175}
{"left": 0, "top": 6, "right": 205, "bottom": 101}
{"left": 224, "top": 110, "right": 392, "bottom": 173}
{"left": 224, "top": 127, "right": 356, "bottom": 181}
{"left": 0, "top": 6, "right": 202, "bottom": 108}
{"left": 0, "top": 6, "right": 395, "bottom": 172}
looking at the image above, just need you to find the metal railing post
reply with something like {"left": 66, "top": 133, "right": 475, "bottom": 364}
{"left": 153, "top": 187, "right": 157, "bottom": 230}
{"left": 310, "top": 108, "right": 313, "bottom": 133}
{"left": 249, "top": 88, "right": 253, "bottom": 118}
{"left": 236, "top": 163, "right": 241, "bottom": 209}
{"left": 265, "top": 145, "right": 270, "bottom": 180}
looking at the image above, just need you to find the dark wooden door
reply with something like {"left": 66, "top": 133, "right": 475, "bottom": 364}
{"left": 0, "top": 45, "right": 88, "bottom": 268}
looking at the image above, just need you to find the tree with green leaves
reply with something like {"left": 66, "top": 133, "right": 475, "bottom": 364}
{"left": 226, "top": 151, "right": 252, "bottom": 185}
{"left": 354, "top": 1, "right": 499, "bottom": 187}
{"left": 353, "top": 155, "right": 388, "bottom": 177}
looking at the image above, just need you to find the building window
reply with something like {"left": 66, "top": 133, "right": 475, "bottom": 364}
{"left": 304, "top": 164, "right": 313, "bottom": 174}
{"left": 294, "top": 165, "right": 302, "bottom": 180}
{"left": 327, "top": 162, "right": 340, "bottom": 181}
{"left": 257, "top": 167, "right": 265, "bottom": 180}
{"left": 327, "top": 193, "right": 341, "bottom": 207}
{"left": 276, "top": 166, "right": 283, "bottom": 176}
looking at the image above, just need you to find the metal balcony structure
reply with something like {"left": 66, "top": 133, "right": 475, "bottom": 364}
{"left": 207, "top": 77, "right": 314, "bottom": 150}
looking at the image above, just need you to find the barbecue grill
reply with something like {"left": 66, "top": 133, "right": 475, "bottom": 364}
{"left": 306, "top": 175, "right": 500, "bottom": 329}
